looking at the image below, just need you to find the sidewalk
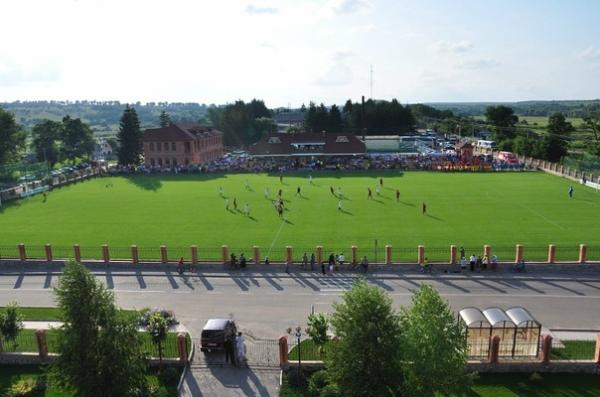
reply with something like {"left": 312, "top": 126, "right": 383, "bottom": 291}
{"left": 21, "top": 320, "right": 188, "bottom": 333}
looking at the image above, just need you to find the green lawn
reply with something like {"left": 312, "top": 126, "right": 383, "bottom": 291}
{"left": 0, "top": 307, "right": 138, "bottom": 321}
{"left": 281, "top": 372, "right": 600, "bottom": 397}
{"left": 550, "top": 340, "right": 596, "bottom": 360}
{"left": 1, "top": 172, "right": 599, "bottom": 262}
{"left": 0, "top": 365, "right": 181, "bottom": 397}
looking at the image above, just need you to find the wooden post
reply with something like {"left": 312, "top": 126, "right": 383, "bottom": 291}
{"left": 594, "top": 333, "right": 600, "bottom": 364}
{"left": 316, "top": 245, "right": 323, "bottom": 264}
{"left": 44, "top": 244, "right": 52, "bottom": 262}
{"left": 191, "top": 245, "right": 198, "bottom": 264}
{"left": 351, "top": 245, "right": 357, "bottom": 265}
{"left": 18, "top": 243, "right": 26, "bottom": 262}
{"left": 540, "top": 334, "right": 553, "bottom": 364}
{"left": 73, "top": 244, "right": 81, "bottom": 263}
{"left": 547, "top": 244, "right": 555, "bottom": 263}
{"left": 450, "top": 245, "right": 457, "bottom": 265}
{"left": 489, "top": 335, "right": 500, "bottom": 364}
{"left": 221, "top": 245, "right": 229, "bottom": 264}
{"left": 160, "top": 245, "right": 167, "bottom": 263}
{"left": 102, "top": 244, "right": 110, "bottom": 264}
{"left": 417, "top": 245, "right": 425, "bottom": 265}
{"left": 131, "top": 245, "right": 139, "bottom": 264}
{"left": 278, "top": 336, "right": 289, "bottom": 368}
{"left": 385, "top": 245, "right": 392, "bottom": 265}
{"left": 177, "top": 332, "right": 189, "bottom": 365}
{"left": 286, "top": 246, "right": 293, "bottom": 264}
{"left": 579, "top": 244, "right": 587, "bottom": 263}
{"left": 515, "top": 244, "right": 523, "bottom": 263}
{"left": 35, "top": 329, "right": 48, "bottom": 358}
{"left": 253, "top": 245, "right": 260, "bottom": 265}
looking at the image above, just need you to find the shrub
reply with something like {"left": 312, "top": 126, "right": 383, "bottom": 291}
{"left": 159, "top": 366, "right": 179, "bottom": 384}
{"left": 5, "top": 378, "right": 45, "bottom": 397}
{"left": 320, "top": 383, "right": 340, "bottom": 397}
{"left": 308, "top": 370, "right": 329, "bottom": 397}
{"left": 138, "top": 308, "right": 178, "bottom": 327}
{"left": 287, "top": 369, "right": 307, "bottom": 389}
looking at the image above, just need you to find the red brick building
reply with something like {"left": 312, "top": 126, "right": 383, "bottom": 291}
{"left": 142, "top": 124, "right": 224, "bottom": 167}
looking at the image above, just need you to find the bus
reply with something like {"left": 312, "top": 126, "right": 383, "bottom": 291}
{"left": 476, "top": 140, "right": 496, "bottom": 154}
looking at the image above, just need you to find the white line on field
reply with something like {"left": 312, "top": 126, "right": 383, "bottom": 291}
{"left": 266, "top": 217, "right": 287, "bottom": 259}
{"left": 516, "top": 202, "right": 565, "bottom": 230}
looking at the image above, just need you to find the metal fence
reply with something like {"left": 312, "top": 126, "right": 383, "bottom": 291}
{"left": 0, "top": 243, "right": 596, "bottom": 263}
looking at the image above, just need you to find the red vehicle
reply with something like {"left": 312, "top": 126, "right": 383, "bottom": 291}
{"left": 496, "top": 151, "right": 518, "bottom": 164}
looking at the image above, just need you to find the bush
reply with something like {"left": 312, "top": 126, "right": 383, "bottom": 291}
{"left": 287, "top": 369, "right": 307, "bottom": 389}
{"left": 308, "top": 370, "right": 329, "bottom": 397}
{"left": 159, "top": 366, "right": 179, "bottom": 384}
{"left": 138, "top": 308, "right": 178, "bottom": 327}
{"left": 5, "top": 378, "right": 45, "bottom": 397}
{"left": 320, "top": 383, "right": 340, "bottom": 397}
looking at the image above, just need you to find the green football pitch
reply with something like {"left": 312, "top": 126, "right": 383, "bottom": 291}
{"left": 1, "top": 171, "right": 599, "bottom": 262}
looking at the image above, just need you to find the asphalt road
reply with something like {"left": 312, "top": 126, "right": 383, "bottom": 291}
{"left": 1, "top": 269, "right": 600, "bottom": 338}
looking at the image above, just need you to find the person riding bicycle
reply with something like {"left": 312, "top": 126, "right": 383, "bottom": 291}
{"left": 514, "top": 259, "right": 526, "bottom": 273}
{"left": 420, "top": 257, "right": 431, "bottom": 273}
{"left": 177, "top": 257, "right": 184, "bottom": 274}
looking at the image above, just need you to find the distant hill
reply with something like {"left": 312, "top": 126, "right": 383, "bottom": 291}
{"left": 0, "top": 101, "right": 209, "bottom": 136}
{"left": 427, "top": 100, "right": 600, "bottom": 117}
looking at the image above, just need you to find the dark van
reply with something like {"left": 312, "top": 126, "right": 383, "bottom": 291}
{"left": 200, "top": 319, "right": 237, "bottom": 352}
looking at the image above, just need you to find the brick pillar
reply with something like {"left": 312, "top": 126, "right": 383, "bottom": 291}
{"left": 547, "top": 244, "right": 555, "bottom": 263}
{"left": 177, "top": 332, "right": 189, "bottom": 365}
{"left": 131, "top": 245, "right": 139, "bottom": 264}
{"left": 253, "top": 245, "right": 260, "bottom": 265}
{"left": 102, "top": 244, "right": 109, "bottom": 263}
{"left": 489, "top": 335, "right": 500, "bottom": 364}
{"left": 385, "top": 245, "right": 392, "bottom": 264}
{"left": 221, "top": 245, "right": 228, "bottom": 264}
{"left": 417, "top": 245, "right": 425, "bottom": 264}
{"left": 594, "top": 333, "right": 600, "bottom": 364}
{"left": 515, "top": 244, "right": 523, "bottom": 263}
{"left": 73, "top": 244, "right": 81, "bottom": 263}
{"left": 286, "top": 246, "right": 293, "bottom": 264}
{"left": 484, "top": 244, "right": 491, "bottom": 259}
{"left": 316, "top": 245, "right": 323, "bottom": 264}
{"left": 18, "top": 243, "right": 26, "bottom": 262}
{"left": 579, "top": 244, "right": 587, "bottom": 263}
{"left": 191, "top": 245, "right": 198, "bottom": 265}
{"left": 450, "top": 245, "right": 457, "bottom": 265}
{"left": 160, "top": 245, "right": 167, "bottom": 263}
{"left": 540, "top": 334, "right": 553, "bottom": 364}
{"left": 278, "top": 336, "right": 289, "bottom": 367}
{"left": 351, "top": 245, "right": 357, "bottom": 265}
{"left": 35, "top": 329, "right": 48, "bottom": 358}
{"left": 45, "top": 244, "right": 52, "bottom": 262}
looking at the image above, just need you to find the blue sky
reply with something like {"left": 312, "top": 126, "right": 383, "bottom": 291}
{"left": 1, "top": 0, "right": 599, "bottom": 106}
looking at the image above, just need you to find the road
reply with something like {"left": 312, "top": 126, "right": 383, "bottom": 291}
{"left": 2, "top": 267, "right": 600, "bottom": 396}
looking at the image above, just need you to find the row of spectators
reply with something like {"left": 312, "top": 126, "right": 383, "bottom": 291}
{"left": 107, "top": 153, "right": 527, "bottom": 176}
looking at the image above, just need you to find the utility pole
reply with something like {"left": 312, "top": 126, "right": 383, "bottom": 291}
{"left": 370, "top": 65, "right": 373, "bottom": 100}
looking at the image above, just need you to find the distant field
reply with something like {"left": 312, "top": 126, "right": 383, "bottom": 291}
{"left": 1, "top": 172, "right": 599, "bottom": 262}
{"left": 473, "top": 115, "right": 585, "bottom": 128}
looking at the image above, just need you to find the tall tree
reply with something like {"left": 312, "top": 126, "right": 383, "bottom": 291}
{"left": 51, "top": 261, "right": 146, "bottom": 397}
{"left": 327, "top": 280, "right": 403, "bottom": 397}
{"left": 0, "top": 302, "right": 24, "bottom": 351}
{"left": 0, "top": 107, "right": 25, "bottom": 165}
{"left": 583, "top": 113, "right": 600, "bottom": 156}
{"left": 61, "top": 116, "right": 95, "bottom": 160}
{"left": 329, "top": 104, "right": 343, "bottom": 133}
{"left": 400, "top": 284, "right": 472, "bottom": 397}
{"left": 117, "top": 105, "right": 143, "bottom": 166}
{"left": 159, "top": 110, "right": 171, "bottom": 127}
{"left": 485, "top": 105, "right": 518, "bottom": 142}
{"left": 538, "top": 113, "right": 573, "bottom": 162}
{"left": 147, "top": 312, "right": 168, "bottom": 369}
{"left": 32, "top": 120, "right": 63, "bottom": 166}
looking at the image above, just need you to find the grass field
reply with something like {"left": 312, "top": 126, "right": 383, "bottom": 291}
{"left": 1, "top": 171, "right": 599, "bottom": 262}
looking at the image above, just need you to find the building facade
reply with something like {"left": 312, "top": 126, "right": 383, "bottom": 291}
{"left": 249, "top": 132, "right": 366, "bottom": 157}
{"left": 142, "top": 124, "right": 224, "bottom": 167}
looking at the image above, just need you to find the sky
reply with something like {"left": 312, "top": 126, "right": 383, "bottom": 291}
{"left": 1, "top": 0, "right": 600, "bottom": 107}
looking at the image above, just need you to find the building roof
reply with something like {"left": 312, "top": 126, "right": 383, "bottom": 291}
{"left": 455, "top": 141, "right": 474, "bottom": 149}
{"left": 143, "top": 124, "right": 222, "bottom": 142}
{"left": 249, "top": 132, "right": 366, "bottom": 156}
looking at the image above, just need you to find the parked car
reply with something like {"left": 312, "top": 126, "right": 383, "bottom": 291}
{"left": 200, "top": 319, "right": 237, "bottom": 352}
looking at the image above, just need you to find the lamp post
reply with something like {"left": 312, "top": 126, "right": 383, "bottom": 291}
{"left": 287, "top": 326, "right": 304, "bottom": 375}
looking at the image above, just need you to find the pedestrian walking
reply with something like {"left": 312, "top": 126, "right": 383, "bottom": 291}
{"left": 422, "top": 202, "right": 427, "bottom": 215}
{"left": 476, "top": 255, "right": 483, "bottom": 272}
{"left": 379, "top": 177, "right": 383, "bottom": 187}
{"left": 568, "top": 186, "right": 574, "bottom": 198}
{"left": 310, "top": 253, "right": 316, "bottom": 271}
{"left": 368, "top": 187, "right": 372, "bottom": 199}
{"left": 236, "top": 332, "right": 246, "bottom": 367}
{"left": 177, "top": 257, "right": 184, "bottom": 275}
{"left": 459, "top": 246, "right": 465, "bottom": 259}
{"left": 396, "top": 189, "right": 400, "bottom": 202}
{"left": 302, "top": 252, "right": 308, "bottom": 269}
{"left": 224, "top": 335, "right": 236, "bottom": 366}
{"left": 321, "top": 260, "right": 326, "bottom": 275}
{"left": 469, "top": 254, "right": 476, "bottom": 272}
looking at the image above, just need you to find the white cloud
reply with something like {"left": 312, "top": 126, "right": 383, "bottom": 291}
{"left": 333, "top": 51, "right": 353, "bottom": 61}
{"left": 435, "top": 40, "right": 473, "bottom": 54}
{"left": 315, "top": 62, "right": 354, "bottom": 86}
{"left": 577, "top": 45, "right": 600, "bottom": 62}
{"left": 325, "top": 0, "right": 371, "bottom": 15}
{"left": 245, "top": 4, "right": 278, "bottom": 14}
{"left": 457, "top": 58, "right": 500, "bottom": 70}
{"left": 0, "top": 61, "right": 61, "bottom": 87}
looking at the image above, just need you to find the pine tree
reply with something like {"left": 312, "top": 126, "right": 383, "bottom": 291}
{"left": 117, "top": 105, "right": 143, "bottom": 166}
{"left": 159, "top": 110, "right": 171, "bottom": 127}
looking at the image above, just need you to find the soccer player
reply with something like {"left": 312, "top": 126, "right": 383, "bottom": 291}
{"left": 396, "top": 189, "right": 400, "bottom": 202}
{"left": 233, "top": 197, "right": 237, "bottom": 210}
{"left": 375, "top": 185, "right": 381, "bottom": 196}
{"left": 380, "top": 177, "right": 383, "bottom": 187}
{"left": 244, "top": 203, "right": 250, "bottom": 217}
{"left": 219, "top": 186, "right": 224, "bottom": 196}
{"left": 330, "top": 186, "right": 335, "bottom": 196}
{"left": 278, "top": 188, "right": 283, "bottom": 197}
{"left": 277, "top": 204, "right": 283, "bottom": 218}
{"left": 244, "top": 179, "right": 250, "bottom": 190}
{"left": 568, "top": 186, "right": 574, "bottom": 198}
{"left": 368, "top": 187, "right": 372, "bottom": 199}
{"left": 338, "top": 200, "right": 343, "bottom": 211}
{"left": 309, "top": 174, "right": 313, "bottom": 184}
{"left": 225, "top": 198, "right": 230, "bottom": 210}
{"left": 280, "top": 174, "right": 283, "bottom": 184}
{"left": 296, "top": 186, "right": 301, "bottom": 196}
{"left": 422, "top": 202, "right": 427, "bottom": 214}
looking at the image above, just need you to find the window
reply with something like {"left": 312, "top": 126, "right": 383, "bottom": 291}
{"left": 157, "top": 142, "right": 162, "bottom": 152}
{"left": 164, "top": 142, "right": 169, "bottom": 152}
{"left": 149, "top": 142, "right": 154, "bottom": 151}
{"left": 336, "top": 136, "right": 349, "bottom": 143}
{"left": 185, "top": 142, "right": 191, "bottom": 153}
{"left": 268, "top": 137, "right": 281, "bottom": 143}
{"left": 150, "top": 158, "right": 155, "bottom": 166}
{"left": 172, "top": 158, "right": 177, "bottom": 166}
{"left": 172, "top": 142, "right": 176, "bottom": 151}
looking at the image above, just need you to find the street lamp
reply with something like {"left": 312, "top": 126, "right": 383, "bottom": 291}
{"left": 287, "top": 326, "right": 305, "bottom": 375}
